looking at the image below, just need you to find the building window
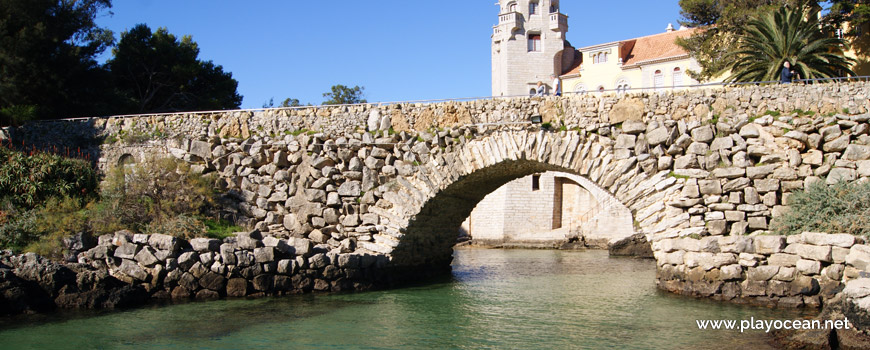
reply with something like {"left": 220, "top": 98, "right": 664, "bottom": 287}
{"left": 591, "top": 52, "right": 608, "bottom": 64}
{"left": 528, "top": 34, "right": 541, "bottom": 52}
{"left": 529, "top": 88, "right": 537, "bottom": 96}
{"left": 654, "top": 70, "right": 664, "bottom": 89}
{"left": 529, "top": 1, "right": 538, "bottom": 14}
{"left": 598, "top": 86, "right": 605, "bottom": 93}
{"left": 508, "top": 2, "right": 517, "bottom": 12}
{"left": 532, "top": 174, "right": 540, "bottom": 191}
{"left": 616, "top": 79, "right": 630, "bottom": 94}
{"left": 673, "top": 67, "right": 683, "bottom": 87}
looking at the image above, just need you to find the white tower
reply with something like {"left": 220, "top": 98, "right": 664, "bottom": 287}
{"left": 491, "top": 0, "right": 571, "bottom": 96}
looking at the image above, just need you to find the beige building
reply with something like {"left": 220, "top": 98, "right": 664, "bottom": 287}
{"left": 491, "top": 0, "right": 573, "bottom": 96}
{"left": 559, "top": 25, "right": 719, "bottom": 94}
{"left": 460, "top": 172, "right": 634, "bottom": 247}
{"left": 491, "top": 1, "right": 725, "bottom": 97}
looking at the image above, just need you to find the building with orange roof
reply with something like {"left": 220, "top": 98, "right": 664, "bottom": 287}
{"left": 559, "top": 24, "right": 725, "bottom": 94}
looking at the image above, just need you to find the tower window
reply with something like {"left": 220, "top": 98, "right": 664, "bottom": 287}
{"left": 530, "top": 1, "right": 538, "bottom": 15}
{"left": 528, "top": 34, "right": 541, "bottom": 52}
{"left": 508, "top": 2, "right": 517, "bottom": 12}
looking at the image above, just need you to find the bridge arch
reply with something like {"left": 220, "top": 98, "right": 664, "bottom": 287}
{"left": 365, "top": 130, "right": 685, "bottom": 270}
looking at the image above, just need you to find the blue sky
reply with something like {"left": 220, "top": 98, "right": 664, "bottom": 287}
{"left": 96, "top": 1, "right": 683, "bottom": 108}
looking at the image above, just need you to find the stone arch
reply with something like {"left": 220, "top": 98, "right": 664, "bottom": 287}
{"left": 367, "top": 130, "right": 685, "bottom": 270}
{"left": 117, "top": 153, "right": 135, "bottom": 167}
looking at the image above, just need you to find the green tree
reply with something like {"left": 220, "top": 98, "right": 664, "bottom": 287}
{"left": 107, "top": 24, "right": 242, "bottom": 114}
{"left": 263, "top": 97, "right": 305, "bottom": 108}
{"left": 676, "top": 0, "right": 817, "bottom": 81}
{"left": 322, "top": 85, "right": 366, "bottom": 105}
{"left": 825, "top": 0, "right": 870, "bottom": 36}
{"left": 725, "top": 5, "right": 855, "bottom": 82}
{"left": 0, "top": 0, "right": 116, "bottom": 125}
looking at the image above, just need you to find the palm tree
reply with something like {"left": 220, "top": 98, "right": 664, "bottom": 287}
{"left": 725, "top": 5, "right": 855, "bottom": 83}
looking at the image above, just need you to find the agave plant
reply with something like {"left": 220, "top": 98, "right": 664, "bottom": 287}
{"left": 726, "top": 5, "right": 856, "bottom": 82}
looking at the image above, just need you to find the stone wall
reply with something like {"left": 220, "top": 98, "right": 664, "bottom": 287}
{"left": 655, "top": 232, "right": 870, "bottom": 308}
{"left": 75, "top": 230, "right": 388, "bottom": 299}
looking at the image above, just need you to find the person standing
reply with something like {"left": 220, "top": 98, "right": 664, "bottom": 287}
{"left": 551, "top": 74, "right": 561, "bottom": 96}
{"left": 781, "top": 61, "right": 796, "bottom": 83}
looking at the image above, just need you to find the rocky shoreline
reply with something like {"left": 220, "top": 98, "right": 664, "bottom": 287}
{"left": 0, "top": 250, "right": 148, "bottom": 315}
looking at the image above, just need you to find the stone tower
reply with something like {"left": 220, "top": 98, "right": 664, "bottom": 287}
{"left": 491, "top": 0, "right": 571, "bottom": 97}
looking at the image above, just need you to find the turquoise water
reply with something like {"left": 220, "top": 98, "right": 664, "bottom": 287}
{"left": 0, "top": 249, "right": 812, "bottom": 349}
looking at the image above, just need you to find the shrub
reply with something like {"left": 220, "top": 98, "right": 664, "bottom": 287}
{"left": 93, "top": 157, "right": 220, "bottom": 236}
{"left": 771, "top": 180, "right": 870, "bottom": 238}
{"left": 23, "top": 197, "right": 90, "bottom": 259}
{"left": 0, "top": 145, "right": 98, "bottom": 209}
{"left": 0, "top": 197, "right": 89, "bottom": 258}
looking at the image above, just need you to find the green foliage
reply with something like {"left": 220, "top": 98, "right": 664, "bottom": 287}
{"left": 825, "top": 0, "right": 870, "bottom": 37}
{"left": 107, "top": 24, "right": 242, "bottom": 114}
{"left": 264, "top": 97, "right": 306, "bottom": 108}
{"left": 725, "top": 5, "right": 855, "bottom": 83}
{"left": 0, "top": 0, "right": 117, "bottom": 123}
{"left": 541, "top": 122, "right": 552, "bottom": 130}
{"left": 322, "top": 85, "right": 367, "bottom": 105}
{"left": 765, "top": 110, "right": 782, "bottom": 117}
{"left": 94, "top": 158, "right": 218, "bottom": 235}
{"left": 791, "top": 109, "right": 813, "bottom": 116}
{"left": 0, "top": 105, "right": 38, "bottom": 127}
{"left": 0, "top": 145, "right": 98, "bottom": 209}
{"left": 772, "top": 180, "right": 870, "bottom": 237}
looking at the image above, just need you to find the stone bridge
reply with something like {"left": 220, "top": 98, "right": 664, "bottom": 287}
{"left": 3, "top": 82, "right": 870, "bottom": 306}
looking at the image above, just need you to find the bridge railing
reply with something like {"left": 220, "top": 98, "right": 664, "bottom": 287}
{"left": 44, "top": 75, "right": 870, "bottom": 122}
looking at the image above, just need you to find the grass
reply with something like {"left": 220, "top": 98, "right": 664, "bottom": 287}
{"left": 667, "top": 171, "right": 689, "bottom": 179}
{"left": 204, "top": 218, "right": 245, "bottom": 240}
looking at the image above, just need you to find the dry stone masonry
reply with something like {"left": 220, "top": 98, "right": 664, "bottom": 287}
{"left": 655, "top": 232, "right": 869, "bottom": 308}
{"left": 2, "top": 82, "right": 870, "bottom": 308}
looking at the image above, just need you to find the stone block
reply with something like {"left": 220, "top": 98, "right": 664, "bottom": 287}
{"left": 748, "top": 265, "right": 779, "bottom": 281}
{"left": 226, "top": 278, "right": 249, "bottom": 297}
{"left": 753, "top": 179, "right": 780, "bottom": 192}
{"left": 720, "top": 264, "right": 743, "bottom": 280}
{"left": 801, "top": 232, "right": 855, "bottom": 248}
{"left": 725, "top": 211, "right": 745, "bottom": 222}
{"left": 691, "top": 125, "right": 714, "bottom": 143}
{"left": 148, "top": 234, "right": 180, "bottom": 252}
{"left": 833, "top": 246, "right": 850, "bottom": 264}
{"left": 747, "top": 217, "right": 767, "bottom": 229}
{"left": 711, "top": 167, "right": 745, "bottom": 179}
{"left": 113, "top": 243, "right": 139, "bottom": 260}
{"left": 768, "top": 253, "right": 801, "bottom": 267}
{"left": 707, "top": 220, "right": 728, "bottom": 235}
{"left": 254, "top": 247, "right": 276, "bottom": 263}
{"left": 698, "top": 179, "right": 722, "bottom": 195}
{"left": 753, "top": 236, "right": 785, "bottom": 254}
{"left": 785, "top": 243, "right": 832, "bottom": 262}
{"left": 845, "top": 244, "right": 870, "bottom": 271}
{"left": 134, "top": 247, "right": 159, "bottom": 267}
{"left": 774, "top": 266, "right": 796, "bottom": 281}
{"left": 796, "top": 259, "right": 822, "bottom": 275}
{"left": 190, "top": 238, "right": 221, "bottom": 252}
{"left": 730, "top": 221, "right": 748, "bottom": 235}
